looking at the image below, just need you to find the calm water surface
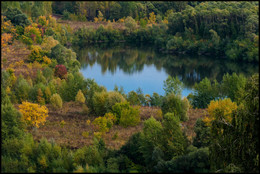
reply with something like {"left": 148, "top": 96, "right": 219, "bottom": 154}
{"left": 74, "top": 43, "right": 258, "bottom": 97}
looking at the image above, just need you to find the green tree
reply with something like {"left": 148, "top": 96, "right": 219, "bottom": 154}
{"left": 163, "top": 75, "right": 184, "bottom": 96}
{"left": 50, "top": 93, "right": 63, "bottom": 109}
{"left": 125, "top": 16, "right": 137, "bottom": 32}
{"left": 161, "top": 93, "right": 189, "bottom": 121}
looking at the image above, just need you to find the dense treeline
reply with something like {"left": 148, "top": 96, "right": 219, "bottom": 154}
{"left": 1, "top": 1, "right": 258, "bottom": 62}
{"left": 1, "top": 2, "right": 259, "bottom": 173}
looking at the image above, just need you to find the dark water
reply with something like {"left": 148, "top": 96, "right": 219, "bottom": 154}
{"left": 74, "top": 43, "right": 258, "bottom": 96}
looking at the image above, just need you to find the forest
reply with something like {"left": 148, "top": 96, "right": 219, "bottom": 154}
{"left": 1, "top": 1, "right": 259, "bottom": 173}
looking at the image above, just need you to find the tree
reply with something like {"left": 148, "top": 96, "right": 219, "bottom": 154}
{"left": 204, "top": 98, "right": 238, "bottom": 127}
{"left": 3, "top": 7, "right": 30, "bottom": 27}
{"left": 210, "top": 74, "right": 259, "bottom": 172}
{"left": 163, "top": 75, "right": 183, "bottom": 96}
{"left": 124, "top": 16, "right": 137, "bottom": 32}
{"left": 54, "top": 64, "right": 67, "bottom": 79}
{"left": 18, "top": 101, "right": 48, "bottom": 128}
{"left": 193, "top": 118, "right": 210, "bottom": 148}
{"left": 50, "top": 93, "right": 63, "bottom": 109}
{"left": 44, "top": 87, "right": 51, "bottom": 103}
{"left": 112, "top": 102, "right": 140, "bottom": 127}
{"left": 190, "top": 78, "right": 219, "bottom": 108}
{"left": 161, "top": 93, "right": 189, "bottom": 121}
{"left": 105, "top": 91, "right": 126, "bottom": 113}
{"left": 139, "top": 117, "right": 163, "bottom": 167}
{"left": 221, "top": 73, "right": 246, "bottom": 102}
{"left": 161, "top": 113, "right": 186, "bottom": 160}
{"left": 14, "top": 75, "right": 31, "bottom": 103}
{"left": 37, "top": 88, "right": 45, "bottom": 105}
{"left": 148, "top": 12, "right": 156, "bottom": 24}
{"left": 75, "top": 89, "right": 85, "bottom": 104}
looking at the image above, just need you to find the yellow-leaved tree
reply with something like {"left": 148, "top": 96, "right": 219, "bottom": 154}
{"left": 204, "top": 98, "right": 237, "bottom": 126}
{"left": 19, "top": 101, "right": 48, "bottom": 128}
{"left": 148, "top": 12, "right": 156, "bottom": 24}
{"left": 75, "top": 89, "right": 85, "bottom": 104}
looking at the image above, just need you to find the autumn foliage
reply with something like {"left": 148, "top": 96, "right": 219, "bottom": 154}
{"left": 19, "top": 101, "right": 48, "bottom": 128}
{"left": 54, "top": 64, "right": 67, "bottom": 79}
{"left": 204, "top": 98, "right": 238, "bottom": 126}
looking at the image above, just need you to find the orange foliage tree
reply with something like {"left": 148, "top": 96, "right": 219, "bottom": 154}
{"left": 19, "top": 101, "right": 48, "bottom": 128}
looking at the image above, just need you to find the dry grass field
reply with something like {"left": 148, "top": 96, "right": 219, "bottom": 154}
{"left": 14, "top": 102, "right": 208, "bottom": 150}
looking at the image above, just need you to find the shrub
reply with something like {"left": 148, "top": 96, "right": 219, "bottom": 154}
{"left": 42, "top": 67, "right": 54, "bottom": 82}
{"left": 24, "top": 25, "right": 42, "bottom": 44}
{"left": 221, "top": 73, "right": 246, "bottom": 102}
{"left": 125, "top": 16, "right": 137, "bottom": 32}
{"left": 105, "top": 91, "right": 126, "bottom": 112}
{"left": 92, "top": 91, "right": 108, "bottom": 116}
{"left": 41, "top": 36, "right": 59, "bottom": 52}
{"left": 14, "top": 75, "right": 31, "bottom": 103}
{"left": 193, "top": 118, "right": 211, "bottom": 148}
{"left": 81, "top": 104, "right": 89, "bottom": 115}
{"left": 3, "top": 8, "right": 31, "bottom": 27}
{"left": 161, "top": 93, "right": 189, "bottom": 122}
{"left": 150, "top": 92, "right": 163, "bottom": 107}
{"left": 75, "top": 89, "right": 85, "bottom": 104}
{"left": 190, "top": 78, "right": 219, "bottom": 108}
{"left": 112, "top": 102, "right": 140, "bottom": 127}
{"left": 127, "top": 91, "right": 141, "bottom": 105}
{"left": 54, "top": 65, "right": 67, "bottom": 79}
{"left": 37, "top": 88, "right": 45, "bottom": 105}
{"left": 50, "top": 44, "right": 66, "bottom": 64}
{"left": 19, "top": 101, "right": 48, "bottom": 128}
{"left": 104, "top": 112, "right": 116, "bottom": 128}
{"left": 44, "top": 87, "right": 51, "bottom": 103}
{"left": 92, "top": 117, "right": 110, "bottom": 134}
{"left": 50, "top": 93, "right": 63, "bottom": 109}
{"left": 28, "top": 46, "right": 46, "bottom": 63}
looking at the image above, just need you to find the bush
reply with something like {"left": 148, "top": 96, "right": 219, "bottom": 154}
{"left": 92, "top": 91, "right": 108, "bottom": 116}
{"left": 192, "top": 118, "right": 210, "bottom": 148}
{"left": 24, "top": 25, "right": 42, "bottom": 44}
{"left": 4, "top": 8, "right": 31, "bottom": 27}
{"left": 92, "top": 117, "right": 110, "bottom": 134}
{"left": 127, "top": 91, "right": 141, "bottom": 105}
{"left": 105, "top": 91, "right": 126, "bottom": 113}
{"left": 112, "top": 102, "right": 140, "bottom": 127}
{"left": 54, "top": 65, "right": 67, "bottom": 79}
{"left": 221, "top": 73, "right": 246, "bottom": 102}
{"left": 190, "top": 78, "right": 219, "bottom": 109}
{"left": 81, "top": 104, "right": 89, "bottom": 115}
{"left": 125, "top": 16, "right": 138, "bottom": 32}
{"left": 150, "top": 92, "right": 163, "bottom": 107}
{"left": 155, "top": 147, "right": 210, "bottom": 173}
{"left": 14, "top": 75, "right": 31, "bottom": 103}
{"left": 28, "top": 46, "right": 47, "bottom": 63}
{"left": 50, "top": 93, "right": 63, "bottom": 109}
{"left": 75, "top": 89, "right": 85, "bottom": 104}
{"left": 41, "top": 36, "right": 59, "bottom": 52}
{"left": 161, "top": 93, "right": 189, "bottom": 122}
{"left": 19, "top": 101, "right": 48, "bottom": 128}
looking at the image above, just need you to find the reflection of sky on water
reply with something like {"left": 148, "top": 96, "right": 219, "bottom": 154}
{"left": 80, "top": 62, "right": 193, "bottom": 97}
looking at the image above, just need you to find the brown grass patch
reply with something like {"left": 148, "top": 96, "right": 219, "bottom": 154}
{"left": 1, "top": 40, "right": 42, "bottom": 79}
{"left": 21, "top": 102, "right": 207, "bottom": 150}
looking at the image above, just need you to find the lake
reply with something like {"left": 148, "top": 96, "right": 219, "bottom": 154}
{"left": 74, "top": 43, "right": 258, "bottom": 97}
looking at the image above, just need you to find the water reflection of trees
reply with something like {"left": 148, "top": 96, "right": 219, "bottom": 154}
{"left": 73, "top": 43, "right": 258, "bottom": 88}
